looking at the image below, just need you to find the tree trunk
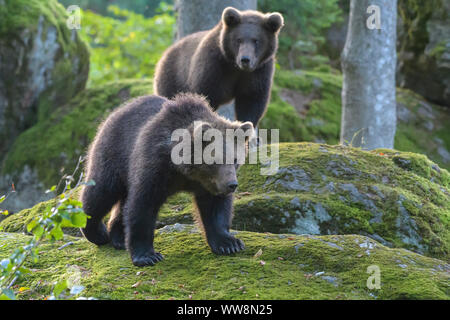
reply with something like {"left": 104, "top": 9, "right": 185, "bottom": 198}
{"left": 174, "top": 0, "right": 257, "bottom": 120}
{"left": 175, "top": 0, "right": 257, "bottom": 40}
{"left": 340, "top": 0, "right": 397, "bottom": 150}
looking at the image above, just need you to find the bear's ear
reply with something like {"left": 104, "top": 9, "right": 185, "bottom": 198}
{"left": 264, "top": 12, "right": 284, "bottom": 33}
{"left": 193, "top": 121, "right": 213, "bottom": 141}
{"left": 240, "top": 121, "right": 254, "bottom": 133}
{"left": 239, "top": 121, "right": 254, "bottom": 142}
{"left": 222, "top": 7, "right": 241, "bottom": 27}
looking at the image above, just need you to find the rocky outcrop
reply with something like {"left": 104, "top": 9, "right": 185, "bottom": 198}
{"left": 2, "top": 143, "right": 449, "bottom": 260}
{"left": 397, "top": 0, "right": 450, "bottom": 106}
{"left": 0, "top": 0, "right": 89, "bottom": 159}
{"left": 162, "top": 143, "right": 449, "bottom": 259}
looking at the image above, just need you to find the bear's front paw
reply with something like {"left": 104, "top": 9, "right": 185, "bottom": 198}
{"left": 209, "top": 234, "right": 245, "bottom": 255}
{"left": 131, "top": 251, "right": 164, "bottom": 267}
{"left": 111, "top": 236, "right": 126, "bottom": 250}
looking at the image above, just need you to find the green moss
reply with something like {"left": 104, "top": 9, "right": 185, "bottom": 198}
{"left": 2, "top": 79, "right": 153, "bottom": 186}
{"left": 0, "top": 228, "right": 448, "bottom": 300}
{"left": 261, "top": 69, "right": 343, "bottom": 144}
{"left": 397, "top": 0, "right": 444, "bottom": 58}
{"left": 394, "top": 89, "right": 450, "bottom": 170}
{"left": 259, "top": 87, "right": 305, "bottom": 142}
{"left": 158, "top": 143, "right": 450, "bottom": 259}
{"left": 0, "top": 0, "right": 90, "bottom": 92}
{"left": 245, "top": 144, "right": 450, "bottom": 259}
{"left": 0, "top": 0, "right": 89, "bottom": 164}
{"left": 1, "top": 0, "right": 73, "bottom": 48}
{"left": 428, "top": 41, "right": 447, "bottom": 59}
{"left": 0, "top": 201, "right": 51, "bottom": 233}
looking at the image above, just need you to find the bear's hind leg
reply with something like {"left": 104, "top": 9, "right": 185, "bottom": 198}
{"left": 81, "top": 181, "right": 120, "bottom": 246}
{"left": 123, "top": 185, "right": 166, "bottom": 267}
{"left": 194, "top": 192, "right": 244, "bottom": 255}
{"left": 108, "top": 201, "right": 126, "bottom": 250}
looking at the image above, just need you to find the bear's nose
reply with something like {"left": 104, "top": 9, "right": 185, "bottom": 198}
{"left": 227, "top": 182, "right": 238, "bottom": 192}
{"left": 240, "top": 56, "right": 250, "bottom": 66}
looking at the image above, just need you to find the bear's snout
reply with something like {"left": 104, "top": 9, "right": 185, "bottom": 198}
{"left": 214, "top": 179, "right": 238, "bottom": 196}
{"left": 237, "top": 42, "right": 256, "bottom": 72}
{"left": 227, "top": 181, "right": 238, "bottom": 193}
{"left": 212, "top": 165, "right": 239, "bottom": 196}
{"left": 240, "top": 56, "right": 251, "bottom": 67}
{"left": 237, "top": 56, "right": 256, "bottom": 72}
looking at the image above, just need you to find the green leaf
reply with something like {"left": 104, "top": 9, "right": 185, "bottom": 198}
{"left": 18, "top": 267, "right": 31, "bottom": 274}
{"left": 26, "top": 220, "right": 38, "bottom": 233}
{"left": 50, "top": 214, "right": 62, "bottom": 224}
{"left": 31, "top": 224, "right": 44, "bottom": 238}
{"left": 52, "top": 280, "right": 67, "bottom": 298}
{"left": 50, "top": 226, "right": 64, "bottom": 240}
{"left": 31, "top": 248, "right": 39, "bottom": 263}
{"left": 70, "top": 211, "right": 88, "bottom": 228}
{"left": 45, "top": 185, "right": 57, "bottom": 194}
{"left": 0, "top": 289, "right": 15, "bottom": 300}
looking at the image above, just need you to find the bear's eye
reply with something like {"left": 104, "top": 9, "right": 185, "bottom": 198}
{"left": 252, "top": 39, "right": 259, "bottom": 45}
{"left": 237, "top": 38, "right": 242, "bottom": 44}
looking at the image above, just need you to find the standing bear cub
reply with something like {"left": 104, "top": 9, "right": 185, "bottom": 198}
{"left": 81, "top": 93, "right": 254, "bottom": 267}
{"left": 154, "top": 7, "right": 284, "bottom": 127}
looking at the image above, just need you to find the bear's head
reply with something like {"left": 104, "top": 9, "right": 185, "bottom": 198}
{"left": 190, "top": 120, "right": 253, "bottom": 196}
{"left": 171, "top": 115, "right": 254, "bottom": 196}
{"left": 220, "top": 7, "right": 284, "bottom": 72}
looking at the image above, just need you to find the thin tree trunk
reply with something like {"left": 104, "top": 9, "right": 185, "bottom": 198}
{"left": 175, "top": 0, "right": 257, "bottom": 40}
{"left": 174, "top": 0, "right": 257, "bottom": 120}
{"left": 340, "top": 0, "right": 397, "bottom": 150}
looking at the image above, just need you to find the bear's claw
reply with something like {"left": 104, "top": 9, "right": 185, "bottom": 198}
{"left": 210, "top": 235, "right": 245, "bottom": 255}
{"left": 132, "top": 251, "right": 164, "bottom": 267}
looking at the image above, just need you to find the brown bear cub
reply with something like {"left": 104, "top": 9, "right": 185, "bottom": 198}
{"left": 80, "top": 93, "right": 254, "bottom": 267}
{"left": 154, "top": 7, "right": 284, "bottom": 127}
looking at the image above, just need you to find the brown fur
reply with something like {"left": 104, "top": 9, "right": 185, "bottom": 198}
{"left": 80, "top": 93, "right": 253, "bottom": 266}
{"left": 154, "top": 7, "right": 284, "bottom": 127}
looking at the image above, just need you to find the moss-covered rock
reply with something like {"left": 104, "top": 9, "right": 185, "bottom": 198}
{"left": 3, "top": 143, "right": 449, "bottom": 259}
{"left": 397, "top": 0, "right": 450, "bottom": 106}
{"left": 0, "top": 226, "right": 448, "bottom": 300}
{"left": 0, "top": 79, "right": 152, "bottom": 212}
{"left": 395, "top": 89, "right": 450, "bottom": 169}
{"left": 0, "top": 0, "right": 89, "bottom": 158}
{"left": 163, "top": 143, "right": 449, "bottom": 259}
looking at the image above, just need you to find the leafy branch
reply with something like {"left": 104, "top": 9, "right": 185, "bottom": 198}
{"left": 0, "top": 156, "right": 93, "bottom": 300}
